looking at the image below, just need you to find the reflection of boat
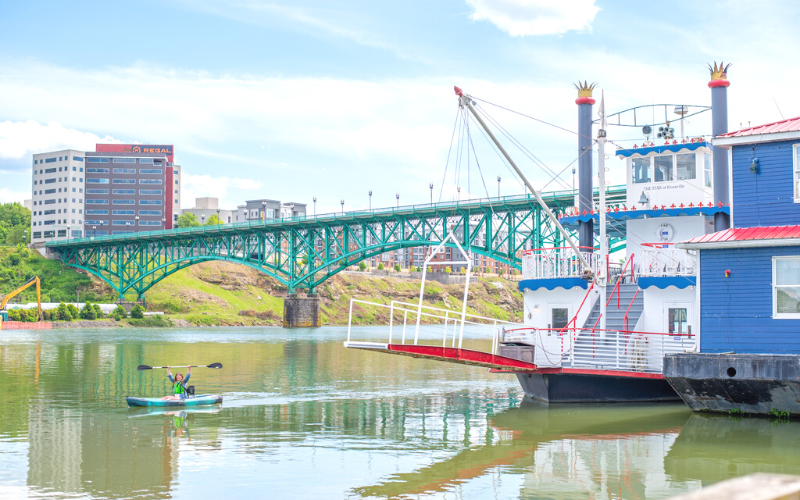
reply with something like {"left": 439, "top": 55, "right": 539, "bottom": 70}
{"left": 126, "top": 394, "right": 223, "bottom": 407}
{"left": 127, "top": 406, "right": 223, "bottom": 418}
{"left": 353, "top": 402, "right": 690, "bottom": 499}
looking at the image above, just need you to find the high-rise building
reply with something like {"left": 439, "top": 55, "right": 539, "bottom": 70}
{"left": 30, "top": 150, "right": 86, "bottom": 243}
{"left": 83, "top": 152, "right": 170, "bottom": 236}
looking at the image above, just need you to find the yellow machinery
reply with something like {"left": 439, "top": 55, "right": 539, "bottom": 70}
{"left": 0, "top": 276, "right": 43, "bottom": 323}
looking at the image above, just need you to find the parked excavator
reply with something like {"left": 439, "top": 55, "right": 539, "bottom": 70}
{"left": 0, "top": 276, "right": 43, "bottom": 323}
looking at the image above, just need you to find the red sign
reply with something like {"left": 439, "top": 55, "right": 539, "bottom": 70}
{"left": 96, "top": 144, "right": 174, "bottom": 162}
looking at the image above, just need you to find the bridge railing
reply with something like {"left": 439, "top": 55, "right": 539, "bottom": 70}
{"left": 47, "top": 185, "right": 626, "bottom": 247}
{"left": 344, "top": 299, "right": 525, "bottom": 354}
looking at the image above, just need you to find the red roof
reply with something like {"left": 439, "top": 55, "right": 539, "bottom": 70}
{"left": 684, "top": 225, "right": 800, "bottom": 244}
{"left": 718, "top": 116, "right": 800, "bottom": 138}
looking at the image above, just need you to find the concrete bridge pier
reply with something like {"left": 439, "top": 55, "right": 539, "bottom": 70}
{"left": 283, "top": 293, "right": 321, "bottom": 328}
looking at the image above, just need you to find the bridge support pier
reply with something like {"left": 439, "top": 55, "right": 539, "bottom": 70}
{"left": 283, "top": 293, "right": 321, "bottom": 328}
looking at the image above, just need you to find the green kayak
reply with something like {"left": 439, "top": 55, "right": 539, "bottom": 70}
{"left": 126, "top": 394, "right": 223, "bottom": 407}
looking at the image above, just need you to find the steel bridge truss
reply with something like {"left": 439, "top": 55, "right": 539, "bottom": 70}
{"left": 48, "top": 189, "right": 625, "bottom": 300}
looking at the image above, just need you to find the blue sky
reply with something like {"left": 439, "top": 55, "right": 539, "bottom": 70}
{"left": 1, "top": 0, "right": 798, "bottom": 213}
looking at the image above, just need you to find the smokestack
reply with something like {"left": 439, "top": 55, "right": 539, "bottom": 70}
{"left": 575, "top": 81, "right": 597, "bottom": 250}
{"left": 709, "top": 62, "right": 731, "bottom": 231}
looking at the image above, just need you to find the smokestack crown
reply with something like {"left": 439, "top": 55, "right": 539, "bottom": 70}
{"left": 574, "top": 81, "right": 597, "bottom": 105}
{"left": 708, "top": 61, "right": 731, "bottom": 88}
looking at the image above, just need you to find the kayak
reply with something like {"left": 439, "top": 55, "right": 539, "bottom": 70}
{"left": 128, "top": 406, "right": 222, "bottom": 418}
{"left": 125, "top": 394, "right": 223, "bottom": 407}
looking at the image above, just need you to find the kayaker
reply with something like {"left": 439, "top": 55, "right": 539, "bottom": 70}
{"left": 162, "top": 366, "right": 191, "bottom": 400}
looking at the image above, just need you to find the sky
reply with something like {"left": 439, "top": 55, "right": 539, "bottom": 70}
{"left": 1, "top": 0, "right": 799, "bottom": 214}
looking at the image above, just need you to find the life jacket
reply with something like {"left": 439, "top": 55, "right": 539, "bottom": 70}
{"left": 173, "top": 381, "right": 186, "bottom": 395}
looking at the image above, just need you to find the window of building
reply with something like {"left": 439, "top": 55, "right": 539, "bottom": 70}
{"left": 654, "top": 155, "right": 674, "bottom": 182}
{"left": 139, "top": 220, "right": 161, "bottom": 226}
{"left": 139, "top": 190, "right": 162, "bottom": 195}
{"left": 139, "top": 200, "right": 162, "bottom": 205}
{"left": 113, "top": 158, "right": 136, "bottom": 163}
{"left": 79, "top": 189, "right": 83, "bottom": 193}
{"left": 43, "top": 209, "right": 55, "bottom": 215}
{"left": 631, "top": 157, "right": 651, "bottom": 184}
{"left": 87, "top": 178, "right": 109, "bottom": 184}
{"left": 86, "top": 189, "right": 109, "bottom": 194}
{"left": 86, "top": 199, "right": 109, "bottom": 205}
{"left": 44, "top": 199, "right": 56, "bottom": 205}
{"left": 34, "top": 160, "right": 38, "bottom": 165}
{"left": 45, "top": 158, "right": 56, "bottom": 163}
{"left": 112, "top": 220, "right": 134, "bottom": 226}
{"left": 72, "top": 188, "right": 76, "bottom": 192}
{"left": 794, "top": 145, "right": 800, "bottom": 201}
{"left": 44, "top": 178, "right": 56, "bottom": 184}
{"left": 774, "top": 257, "right": 800, "bottom": 318}
{"left": 551, "top": 307, "right": 569, "bottom": 330}
{"left": 86, "top": 210, "right": 109, "bottom": 215}
{"left": 43, "top": 220, "right": 55, "bottom": 225}
{"left": 676, "top": 153, "right": 696, "bottom": 180}
{"left": 139, "top": 210, "right": 162, "bottom": 215}
{"left": 72, "top": 167, "right": 76, "bottom": 171}
{"left": 139, "top": 179, "right": 162, "bottom": 185}
{"left": 138, "top": 158, "right": 155, "bottom": 164}
{"left": 139, "top": 169, "right": 163, "bottom": 174}
{"left": 86, "top": 167, "right": 109, "bottom": 173}
{"left": 72, "top": 177, "right": 76, "bottom": 181}
{"left": 112, "top": 210, "right": 135, "bottom": 215}
{"left": 85, "top": 220, "right": 108, "bottom": 225}
{"left": 175, "top": 180, "right": 179, "bottom": 185}
{"left": 86, "top": 158, "right": 110, "bottom": 163}
{"left": 113, "top": 189, "right": 136, "bottom": 194}
{"left": 44, "top": 167, "right": 56, "bottom": 173}
{"left": 79, "top": 167, "right": 83, "bottom": 172}
{"left": 71, "top": 230, "right": 81, "bottom": 237}
{"left": 668, "top": 308, "right": 688, "bottom": 333}
{"left": 73, "top": 156, "right": 83, "bottom": 162}
{"left": 113, "top": 179, "right": 136, "bottom": 184}
{"left": 113, "top": 168, "right": 137, "bottom": 174}
{"left": 113, "top": 200, "right": 135, "bottom": 205}
{"left": 44, "top": 189, "right": 56, "bottom": 194}
{"left": 59, "top": 157, "right": 62, "bottom": 161}
{"left": 33, "top": 232, "right": 41, "bottom": 239}
{"left": 33, "top": 180, "right": 37, "bottom": 185}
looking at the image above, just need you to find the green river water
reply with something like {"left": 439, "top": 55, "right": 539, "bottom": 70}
{"left": 1, "top": 326, "right": 799, "bottom": 499}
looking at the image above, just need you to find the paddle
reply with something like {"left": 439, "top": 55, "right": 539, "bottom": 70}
{"left": 137, "top": 363, "right": 223, "bottom": 371}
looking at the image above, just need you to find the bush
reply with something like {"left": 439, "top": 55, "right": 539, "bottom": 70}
{"left": 80, "top": 302, "right": 97, "bottom": 320}
{"left": 112, "top": 304, "right": 128, "bottom": 320}
{"left": 93, "top": 303, "right": 104, "bottom": 318}
{"left": 394, "top": 264, "right": 401, "bottom": 272}
{"left": 67, "top": 304, "right": 80, "bottom": 318}
{"left": 377, "top": 263, "right": 384, "bottom": 270}
{"left": 23, "top": 308, "right": 40, "bottom": 322}
{"left": 358, "top": 261, "right": 367, "bottom": 271}
{"left": 127, "top": 315, "right": 172, "bottom": 327}
{"left": 56, "top": 302, "right": 73, "bottom": 321}
{"left": 444, "top": 266, "right": 452, "bottom": 274}
{"left": 7, "top": 309, "right": 21, "bottom": 321}
{"left": 8, "top": 254, "right": 20, "bottom": 266}
{"left": 130, "top": 304, "right": 145, "bottom": 319}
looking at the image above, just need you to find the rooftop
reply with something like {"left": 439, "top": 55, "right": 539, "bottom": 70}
{"left": 678, "top": 225, "right": 800, "bottom": 249}
{"left": 718, "top": 116, "right": 800, "bottom": 138}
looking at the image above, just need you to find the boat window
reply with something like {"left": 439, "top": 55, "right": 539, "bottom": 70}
{"left": 676, "top": 153, "right": 696, "bottom": 180}
{"left": 668, "top": 308, "right": 688, "bottom": 334}
{"left": 551, "top": 308, "right": 569, "bottom": 330}
{"left": 703, "top": 153, "right": 712, "bottom": 188}
{"left": 654, "top": 155, "right": 674, "bottom": 182}
{"left": 774, "top": 257, "right": 800, "bottom": 317}
{"left": 632, "top": 158, "right": 651, "bottom": 184}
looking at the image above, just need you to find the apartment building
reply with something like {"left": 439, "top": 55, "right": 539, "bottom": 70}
{"left": 30, "top": 150, "right": 86, "bottom": 243}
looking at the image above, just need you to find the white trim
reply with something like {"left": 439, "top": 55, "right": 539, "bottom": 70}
{"left": 773, "top": 256, "right": 800, "bottom": 319}
{"left": 713, "top": 130, "right": 800, "bottom": 149}
{"left": 678, "top": 238, "right": 800, "bottom": 250}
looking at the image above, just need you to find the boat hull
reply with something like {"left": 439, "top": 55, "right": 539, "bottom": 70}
{"left": 126, "top": 394, "right": 223, "bottom": 407}
{"left": 516, "top": 373, "right": 680, "bottom": 403}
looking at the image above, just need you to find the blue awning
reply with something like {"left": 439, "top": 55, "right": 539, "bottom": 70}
{"left": 638, "top": 276, "right": 696, "bottom": 289}
{"left": 559, "top": 206, "right": 729, "bottom": 230}
{"left": 615, "top": 141, "right": 710, "bottom": 158}
{"left": 518, "top": 278, "right": 590, "bottom": 292}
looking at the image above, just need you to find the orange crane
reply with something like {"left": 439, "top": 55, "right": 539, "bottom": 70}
{"left": 0, "top": 276, "right": 42, "bottom": 323}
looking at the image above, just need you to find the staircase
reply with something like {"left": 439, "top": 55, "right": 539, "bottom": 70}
{"left": 583, "top": 283, "right": 643, "bottom": 332}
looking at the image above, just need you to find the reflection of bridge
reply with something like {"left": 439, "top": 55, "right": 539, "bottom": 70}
{"left": 47, "top": 187, "right": 625, "bottom": 300}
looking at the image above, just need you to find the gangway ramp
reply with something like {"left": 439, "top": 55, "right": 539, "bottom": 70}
{"left": 344, "top": 341, "right": 538, "bottom": 371}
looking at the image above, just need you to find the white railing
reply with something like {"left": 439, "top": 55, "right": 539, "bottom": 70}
{"left": 502, "top": 327, "right": 696, "bottom": 373}
{"left": 522, "top": 250, "right": 603, "bottom": 280}
{"left": 345, "top": 299, "right": 525, "bottom": 355}
{"left": 639, "top": 246, "right": 696, "bottom": 277}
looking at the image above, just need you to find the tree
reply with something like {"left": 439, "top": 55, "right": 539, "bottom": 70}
{"left": 112, "top": 305, "right": 128, "bottom": 320}
{"left": 394, "top": 264, "right": 401, "bottom": 272}
{"left": 130, "top": 304, "right": 145, "bottom": 319}
{"left": 5, "top": 226, "right": 28, "bottom": 246}
{"left": 67, "top": 304, "right": 80, "bottom": 318}
{"left": 205, "top": 214, "right": 223, "bottom": 226}
{"left": 377, "top": 263, "right": 384, "bottom": 270}
{"left": 358, "top": 261, "right": 367, "bottom": 271}
{"left": 56, "top": 303, "right": 73, "bottom": 321}
{"left": 175, "top": 213, "right": 201, "bottom": 228}
{"left": 80, "top": 302, "right": 97, "bottom": 320}
{"left": 444, "top": 266, "right": 452, "bottom": 274}
{"left": 93, "top": 303, "right": 104, "bottom": 318}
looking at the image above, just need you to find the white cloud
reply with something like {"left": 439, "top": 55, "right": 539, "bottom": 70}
{"left": 0, "top": 187, "right": 29, "bottom": 204}
{"left": 0, "top": 120, "right": 120, "bottom": 162}
{"left": 466, "top": 0, "right": 600, "bottom": 36}
{"left": 182, "top": 173, "right": 263, "bottom": 209}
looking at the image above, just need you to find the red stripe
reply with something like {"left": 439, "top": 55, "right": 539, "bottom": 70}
{"left": 387, "top": 344, "right": 538, "bottom": 370}
{"left": 489, "top": 367, "right": 665, "bottom": 379}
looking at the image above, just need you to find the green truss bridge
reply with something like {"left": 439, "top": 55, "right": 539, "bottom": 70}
{"left": 46, "top": 186, "right": 626, "bottom": 302}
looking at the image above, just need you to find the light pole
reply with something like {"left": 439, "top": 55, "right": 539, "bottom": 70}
{"left": 429, "top": 183, "right": 433, "bottom": 204}
{"left": 24, "top": 230, "right": 28, "bottom": 246}
{"left": 396, "top": 193, "right": 399, "bottom": 207}
{"left": 92, "top": 225, "right": 96, "bottom": 240}
{"left": 313, "top": 197, "right": 317, "bottom": 216}
{"left": 135, "top": 216, "right": 140, "bottom": 232}
{"left": 67, "top": 225, "right": 71, "bottom": 242}
{"left": 216, "top": 208, "right": 220, "bottom": 224}
{"left": 162, "top": 217, "right": 167, "bottom": 229}
{"left": 369, "top": 190, "right": 372, "bottom": 211}
{"left": 126, "top": 221, "right": 131, "bottom": 233}
{"left": 497, "top": 176, "right": 501, "bottom": 198}
{"left": 457, "top": 186, "right": 461, "bottom": 201}
{"left": 201, "top": 214, "right": 205, "bottom": 225}
{"left": 261, "top": 201, "right": 266, "bottom": 221}
{"left": 340, "top": 199, "right": 344, "bottom": 215}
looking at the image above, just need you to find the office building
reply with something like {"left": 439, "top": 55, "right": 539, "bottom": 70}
{"left": 182, "top": 197, "right": 234, "bottom": 224}
{"left": 30, "top": 150, "right": 86, "bottom": 243}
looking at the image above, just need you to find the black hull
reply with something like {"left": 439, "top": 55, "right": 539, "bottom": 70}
{"left": 516, "top": 373, "right": 681, "bottom": 403}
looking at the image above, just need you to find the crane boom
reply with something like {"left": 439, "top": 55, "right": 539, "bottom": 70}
{"left": 0, "top": 276, "right": 43, "bottom": 321}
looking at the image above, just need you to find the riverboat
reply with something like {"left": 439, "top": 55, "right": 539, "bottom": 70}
{"left": 345, "top": 63, "right": 736, "bottom": 404}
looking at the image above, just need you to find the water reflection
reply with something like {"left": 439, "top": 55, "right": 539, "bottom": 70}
{"left": 1, "top": 328, "right": 799, "bottom": 500}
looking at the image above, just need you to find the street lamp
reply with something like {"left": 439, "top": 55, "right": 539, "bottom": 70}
{"left": 340, "top": 199, "right": 344, "bottom": 214}
{"left": 396, "top": 193, "right": 399, "bottom": 207}
{"left": 262, "top": 201, "right": 267, "bottom": 221}
{"left": 201, "top": 214, "right": 205, "bottom": 225}
{"left": 162, "top": 217, "right": 167, "bottom": 230}
{"left": 497, "top": 176, "right": 501, "bottom": 198}
{"left": 24, "top": 229, "right": 28, "bottom": 246}
{"left": 313, "top": 197, "right": 317, "bottom": 216}
{"left": 135, "top": 215, "right": 140, "bottom": 231}
{"left": 126, "top": 221, "right": 131, "bottom": 234}
{"left": 457, "top": 186, "right": 461, "bottom": 201}
{"left": 67, "top": 225, "right": 71, "bottom": 242}
{"left": 92, "top": 225, "right": 96, "bottom": 240}
{"left": 369, "top": 190, "right": 372, "bottom": 211}
{"left": 429, "top": 183, "right": 433, "bottom": 204}
{"left": 216, "top": 208, "right": 220, "bottom": 224}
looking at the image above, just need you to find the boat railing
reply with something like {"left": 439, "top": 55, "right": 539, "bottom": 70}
{"left": 521, "top": 248, "right": 604, "bottom": 280}
{"left": 345, "top": 299, "right": 525, "bottom": 355}
{"left": 638, "top": 244, "right": 696, "bottom": 277}
{"left": 502, "top": 326, "right": 696, "bottom": 373}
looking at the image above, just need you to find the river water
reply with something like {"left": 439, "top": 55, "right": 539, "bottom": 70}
{"left": 1, "top": 326, "right": 799, "bottom": 499}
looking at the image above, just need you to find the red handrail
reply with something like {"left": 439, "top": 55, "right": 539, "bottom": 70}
{"left": 560, "top": 282, "right": 595, "bottom": 334}
{"left": 606, "top": 253, "right": 635, "bottom": 309}
{"left": 623, "top": 288, "right": 640, "bottom": 331}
